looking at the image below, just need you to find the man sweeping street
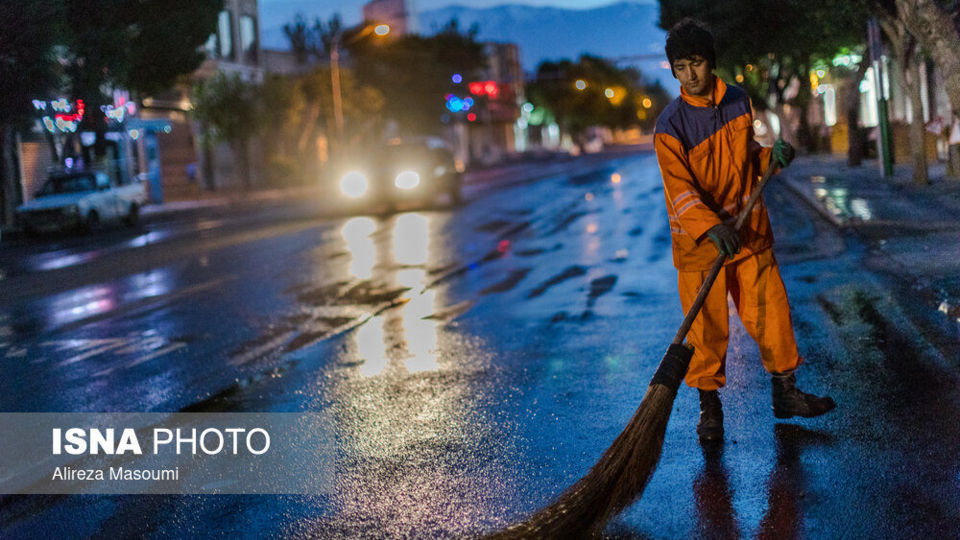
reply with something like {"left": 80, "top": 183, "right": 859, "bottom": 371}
{"left": 654, "top": 18, "right": 835, "bottom": 444}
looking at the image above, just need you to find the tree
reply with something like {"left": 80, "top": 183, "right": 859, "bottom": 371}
{"left": 347, "top": 19, "right": 487, "bottom": 136}
{"left": 282, "top": 14, "right": 386, "bottom": 159}
{"left": 61, "top": 0, "right": 221, "bottom": 157}
{"left": 283, "top": 14, "right": 312, "bottom": 65}
{"left": 259, "top": 74, "right": 300, "bottom": 185}
{"left": 283, "top": 13, "right": 345, "bottom": 66}
{"left": 885, "top": 0, "right": 960, "bottom": 177}
{"left": 0, "top": 0, "right": 63, "bottom": 224}
{"left": 659, "top": 0, "right": 871, "bottom": 152}
{"left": 877, "top": 15, "right": 929, "bottom": 185}
{"left": 192, "top": 73, "right": 263, "bottom": 191}
{"left": 259, "top": 66, "right": 384, "bottom": 184}
{"left": 526, "top": 55, "right": 667, "bottom": 149}
{"left": 124, "top": 0, "right": 224, "bottom": 97}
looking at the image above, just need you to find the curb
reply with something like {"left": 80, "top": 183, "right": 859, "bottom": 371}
{"left": 142, "top": 185, "right": 326, "bottom": 218}
{"left": 779, "top": 169, "right": 960, "bottom": 233}
{"left": 778, "top": 172, "right": 847, "bottom": 229}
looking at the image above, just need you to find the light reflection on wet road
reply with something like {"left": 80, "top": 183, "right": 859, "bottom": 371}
{"left": 1, "top": 152, "right": 959, "bottom": 538}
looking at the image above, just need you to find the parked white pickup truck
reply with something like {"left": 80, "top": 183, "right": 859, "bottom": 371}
{"left": 16, "top": 170, "right": 146, "bottom": 234}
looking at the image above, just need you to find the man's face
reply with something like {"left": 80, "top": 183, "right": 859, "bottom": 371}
{"left": 672, "top": 55, "right": 713, "bottom": 98}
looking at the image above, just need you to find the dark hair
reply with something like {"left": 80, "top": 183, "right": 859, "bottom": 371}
{"left": 665, "top": 18, "right": 716, "bottom": 70}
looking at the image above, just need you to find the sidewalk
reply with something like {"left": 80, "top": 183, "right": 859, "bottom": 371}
{"left": 780, "top": 154, "right": 960, "bottom": 322}
{"left": 141, "top": 184, "right": 325, "bottom": 218}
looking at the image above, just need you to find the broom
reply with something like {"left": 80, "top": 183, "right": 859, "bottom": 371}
{"left": 488, "top": 162, "right": 778, "bottom": 539}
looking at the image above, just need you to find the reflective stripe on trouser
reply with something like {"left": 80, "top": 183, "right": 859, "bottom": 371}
{"left": 678, "top": 248, "right": 803, "bottom": 390}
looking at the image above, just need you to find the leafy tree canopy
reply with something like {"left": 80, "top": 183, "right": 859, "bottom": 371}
{"left": 0, "top": 1, "right": 64, "bottom": 126}
{"left": 658, "top": 0, "right": 871, "bottom": 108}
{"left": 59, "top": 0, "right": 222, "bottom": 135}
{"left": 527, "top": 55, "right": 668, "bottom": 138}
{"left": 346, "top": 19, "right": 487, "bottom": 135}
{"left": 192, "top": 71, "right": 261, "bottom": 144}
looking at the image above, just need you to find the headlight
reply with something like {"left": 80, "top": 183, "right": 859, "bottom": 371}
{"left": 394, "top": 170, "right": 420, "bottom": 190}
{"left": 340, "top": 171, "right": 368, "bottom": 198}
{"left": 63, "top": 205, "right": 79, "bottom": 215}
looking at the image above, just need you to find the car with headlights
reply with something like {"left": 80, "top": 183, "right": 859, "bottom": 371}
{"left": 15, "top": 170, "right": 146, "bottom": 235}
{"left": 337, "top": 138, "right": 464, "bottom": 211}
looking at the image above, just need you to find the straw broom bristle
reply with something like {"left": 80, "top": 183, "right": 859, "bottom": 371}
{"left": 487, "top": 383, "right": 679, "bottom": 539}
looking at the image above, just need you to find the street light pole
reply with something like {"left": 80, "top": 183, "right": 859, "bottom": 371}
{"left": 330, "top": 33, "right": 344, "bottom": 142}
{"left": 329, "top": 23, "right": 389, "bottom": 148}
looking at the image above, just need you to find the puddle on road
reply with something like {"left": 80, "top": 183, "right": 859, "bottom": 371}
{"left": 547, "top": 211, "right": 589, "bottom": 235}
{"left": 284, "top": 316, "right": 362, "bottom": 354}
{"left": 527, "top": 265, "right": 587, "bottom": 298}
{"left": 816, "top": 294, "right": 843, "bottom": 326}
{"left": 123, "top": 230, "right": 173, "bottom": 248}
{"left": 620, "top": 291, "right": 647, "bottom": 304}
{"left": 569, "top": 167, "right": 616, "bottom": 186}
{"left": 0, "top": 329, "right": 190, "bottom": 379}
{"left": 222, "top": 210, "right": 458, "bottom": 393}
{"left": 23, "top": 230, "right": 176, "bottom": 273}
{"left": 480, "top": 268, "right": 532, "bottom": 295}
{"left": 587, "top": 275, "right": 618, "bottom": 307}
{"left": 423, "top": 300, "right": 473, "bottom": 322}
{"left": 295, "top": 280, "right": 409, "bottom": 307}
{"left": 810, "top": 176, "right": 877, "bottom": 224}
{"left": 30, "top": 251, "right": 99, "bottom": 271}
{"left": 609, "top": 249, "right": 629, "bottom": 263}
{"left": 228, "top": 325, "right": 295, "bottom": 364}
{"left": 340, "top": 282, "right": 410, "bottom": 305}
{"left": 514, "top": 243, "right": 563, "bottom": 258}
{"left": 6, "top": 267, "right": 178, "bottom": 335}
{"left": 474, "top": 219, "right": 513, "bottom": 233}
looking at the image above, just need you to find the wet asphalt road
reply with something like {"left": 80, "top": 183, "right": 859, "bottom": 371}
{"left": 2, "top": 151, "right": 959, "bottom": 538}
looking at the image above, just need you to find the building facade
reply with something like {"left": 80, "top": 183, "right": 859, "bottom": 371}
{"left": 455, "top": 42, "right": 525, "bottom": 166}
{"left": 140, "top": 0, "right": 264, "bottom": 202}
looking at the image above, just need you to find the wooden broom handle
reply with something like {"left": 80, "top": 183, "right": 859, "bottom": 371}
{"left": 670, "top": 163, "right": 778, "bottom": 346}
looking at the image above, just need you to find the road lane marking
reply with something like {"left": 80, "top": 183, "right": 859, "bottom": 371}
{"left": 47, "top": 276, "right": 236, "bottom": 335}
{"left": 93, "top": 342, "right": 188, "bottom": 377}
{"left": 56, "top": 338, "right": 129, "bottom": 366}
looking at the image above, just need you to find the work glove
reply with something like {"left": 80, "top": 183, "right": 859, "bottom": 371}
{"left": 772, "top": 139, "right": 795, "bottom": 168}
{"left": 706, "top": 223, "right": 740, "bottom": 259}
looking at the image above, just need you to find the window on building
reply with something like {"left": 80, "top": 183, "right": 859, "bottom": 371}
{"left": 217, "top": 11, "right": 233, "bottom": 60}
{"left": 240, "top": 15, "right": 258, "bottom": 64}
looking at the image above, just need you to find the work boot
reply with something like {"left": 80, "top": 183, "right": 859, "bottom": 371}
{"left": 771, "top": 372, "right": 836, "bottom": 419}
{"left": 697, "top": 389, "right": 724, "bottom": 442}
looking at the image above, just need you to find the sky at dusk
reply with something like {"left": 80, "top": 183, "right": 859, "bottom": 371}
{"left": 258, "top": 0, "right": 668, "bottom": 86}
{"left": 260, "top": 0, "right": 637, "bottom": 28}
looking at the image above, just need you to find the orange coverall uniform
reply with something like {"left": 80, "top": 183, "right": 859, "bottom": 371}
{"left": 654, "top": 77, "right": 802, "bottom": 390}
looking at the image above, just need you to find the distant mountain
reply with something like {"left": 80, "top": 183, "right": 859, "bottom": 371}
{"left": 418, "top": 2, "right": 671, "bottom": 87}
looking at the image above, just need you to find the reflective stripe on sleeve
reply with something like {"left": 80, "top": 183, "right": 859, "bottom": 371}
{"left": 676, "top": 198, "right": 700, "bottom": 216}
{"left": 672, "top": 190, "right": 697, "bottom": 208}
